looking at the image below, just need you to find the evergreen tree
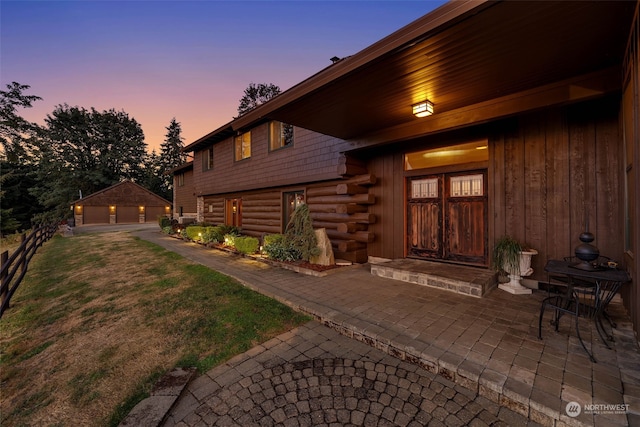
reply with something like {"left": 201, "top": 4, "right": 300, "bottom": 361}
{"left": 284, "top": 204, "right": 320, "bottom": 261}
{"left": 156, "top": 118, "right": 187, "bottom": 200}
{"left": 142, "top": 149, "right": 165, "bottom": 199}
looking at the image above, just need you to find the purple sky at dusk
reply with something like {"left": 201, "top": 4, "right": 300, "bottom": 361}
{"left": 2, "top": 1, "right": 447, "bottom": 153}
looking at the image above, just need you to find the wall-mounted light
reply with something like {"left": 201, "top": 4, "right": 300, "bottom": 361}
{"left": 412, "top": 100, "right": 434, "bottom": 117}
{"left": 139, "top": 206, "right": 145, "bottom": 213}
{"left": 109, "top": 205, "right": 116, "bottom": 213}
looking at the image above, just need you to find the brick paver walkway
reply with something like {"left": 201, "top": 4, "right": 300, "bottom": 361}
{"left": 127, "top": 227, "right": 640, "bottom": 427}
{"left": 163, "top": 322, "right": 532, "bottom": 427}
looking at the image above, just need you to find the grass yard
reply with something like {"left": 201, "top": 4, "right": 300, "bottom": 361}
{"left": 0, "top": 231, "right": 310, "bottom": 427}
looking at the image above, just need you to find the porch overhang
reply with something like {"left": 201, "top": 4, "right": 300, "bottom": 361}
{"left": 228, "top": 0, "right": 633, "bottom": 143}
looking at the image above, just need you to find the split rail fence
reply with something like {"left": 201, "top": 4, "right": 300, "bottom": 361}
{"left": 0, "top": 224, "right": 58, "bottom": 319}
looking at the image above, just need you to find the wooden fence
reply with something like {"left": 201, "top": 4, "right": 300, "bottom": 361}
{"left": 0, "top": 224, "right": 58, "bottom": 319}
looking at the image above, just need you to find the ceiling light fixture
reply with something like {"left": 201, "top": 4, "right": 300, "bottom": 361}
{"left": 412, "top": 100, "right": 434, "bottom": 117}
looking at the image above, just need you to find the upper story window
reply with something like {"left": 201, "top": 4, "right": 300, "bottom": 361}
{"left": 202, "top": 147, "right": 214, "bottom": 171}
{"left": 177, "top": 173, "right": 185, "bottom": 187}
{"left": 235, "top": 131, "right": 251, "bottom": 161}
{"left": 269, "top": 122, "right": 294, "bottom": 151}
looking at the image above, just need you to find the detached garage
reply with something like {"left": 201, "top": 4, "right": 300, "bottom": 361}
{"left": 71, "top": 181, "right": 171, "bottom": 226}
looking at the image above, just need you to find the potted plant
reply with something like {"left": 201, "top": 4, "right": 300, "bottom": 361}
{"left": 492, "top": 236, "right": 537, "bottom": 294}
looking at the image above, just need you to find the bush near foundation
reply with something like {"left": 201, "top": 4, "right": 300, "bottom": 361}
{"left": 263, "top": 234, "right": 301, "bottom": 262}
{"left": 184, "top": 225, "right": 241, "bottom": 243}
{"left": 158, "top": 216, "right": 172, "bottom": 229}
{"left": 185, "top": 226, "right": 206, "bottom": 241}
{"left": 284, "top": 204, "right": 319, "bottom": 261}
{"left": 234, "top": 236, "right": 260, "bottom": 255}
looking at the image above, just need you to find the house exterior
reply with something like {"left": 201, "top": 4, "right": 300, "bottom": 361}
{"left": 71, "top": 180, "right": 171, "bottom": 225}
{"left": 170, "top": 161, "right": 198, "bottom": 223}
{"left": 179, "top": 1, "right": 640, "bottom": 335}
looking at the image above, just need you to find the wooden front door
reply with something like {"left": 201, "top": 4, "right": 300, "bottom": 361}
{"left": 225, "top": 198, "right": 242, "bottom": 227}
{"left": 408, "top": 171, "right": 488, "bottom": 265}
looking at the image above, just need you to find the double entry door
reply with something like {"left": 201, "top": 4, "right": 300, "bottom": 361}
{"left": 407, "top": 170, "right": 488, "bottom": 266}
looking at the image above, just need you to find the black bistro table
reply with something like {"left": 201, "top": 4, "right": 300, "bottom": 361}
{"left": 539, "top": 259, "right": 630, "bottom": 362}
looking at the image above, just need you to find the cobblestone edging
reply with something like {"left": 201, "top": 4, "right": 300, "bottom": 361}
{"left": 309, "top": 315, "right": 573, "bottom": 427}
{"left": 163, "top": 323, "right": 535, "bottom": 427}
{"left": 175, "top": 357, "right": 507, "bottom": 426}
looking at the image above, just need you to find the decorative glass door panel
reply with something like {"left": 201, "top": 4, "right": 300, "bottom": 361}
{"left": 407, "top": 171, "right": 488, "bottom": 265}
{"left": 408, "top": 176, "right": 442, "bottom": 259}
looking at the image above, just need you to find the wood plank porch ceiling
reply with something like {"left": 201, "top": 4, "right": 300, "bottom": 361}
{"left": 228, "top": 0, "right": 634, "bottom": 143}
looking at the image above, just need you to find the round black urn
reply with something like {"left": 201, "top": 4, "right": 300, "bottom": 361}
{"left": 574, "top": 231, "right": 600, "bottom": 270}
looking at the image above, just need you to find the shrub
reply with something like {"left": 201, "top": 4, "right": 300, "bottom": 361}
{"left": 158, "top": 216, "right": 172, "bottom": 229}
{"left": 186, "top": 226, "right": 207, "bottom": 241}
{"left": 234, "top": 236, "right": 260, "bottom": 255}
{"left": 263, "top": 234, "right": 301, "bottom": 262}
{"left": 162, "top": 226, "right": 173, "bottom": 234}
{"left": 180, "top": 228, "right": 188, "bottom": 239}
{"left": 218, "top": 225, "right": 241, "bottom": 237}
{"left": 284, "top": 204, "right": 320, "bottom": 261}
{"left": 201, "top": 226, "right": 221, "bottom": 244}
{"left": 223, "top": 233, "right": 237, "bottom": 247}
{"left": 263, "top": 233, "right": 284, "bottom": 248}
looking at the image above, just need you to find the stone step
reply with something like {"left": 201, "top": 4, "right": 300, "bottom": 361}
{"left": 370, "top": 258, "right": 497, "bottom": 297}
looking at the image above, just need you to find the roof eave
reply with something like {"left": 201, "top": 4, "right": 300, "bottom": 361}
{"left": 230, "top": 0, "right": 491, "bottom": 131}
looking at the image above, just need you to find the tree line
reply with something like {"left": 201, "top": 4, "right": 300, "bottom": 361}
{"left": 0, "top": 82, "right": 187, "bottom": 235}
{"left": 0, "top": 81, "right": 281, "bottom": 235}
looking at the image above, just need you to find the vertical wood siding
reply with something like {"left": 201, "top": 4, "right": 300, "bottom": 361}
{"left": 622, "top": 3, "right": 639, "bottom": 336}
{"left": 368, "top": 97, "right": 623, "bottom": 283}
{"left": 489, "top": 99, "right": 621, "bottom": 281}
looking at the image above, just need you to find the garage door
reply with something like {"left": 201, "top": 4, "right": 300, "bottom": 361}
{"left": 84, "top": 206, "right": 109, "bottom": 224}
{"left": 117, "top": 206, "right": 139, "bottom": 223}
{"left": 145, "top": 206, "right": 166, "bottom": 223}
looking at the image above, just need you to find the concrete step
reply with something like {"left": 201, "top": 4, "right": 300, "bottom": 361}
{"left": 370, "top": 258, "right": 497, "bottom": 297}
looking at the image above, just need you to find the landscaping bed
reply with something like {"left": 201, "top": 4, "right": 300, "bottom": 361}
{"left": 169, "top": 233, "right": 352, "bottom": 277}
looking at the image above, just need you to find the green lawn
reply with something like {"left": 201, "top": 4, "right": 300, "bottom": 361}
{"left": 0, "top": 231, "right": 310, "bottom": 427}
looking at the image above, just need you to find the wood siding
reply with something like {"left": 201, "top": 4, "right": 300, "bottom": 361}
{"left": 174, "top": 168, "right": 197, "bottom": 215}
{"left": 622, "top": 3, "right": 640, "bottom": 338}
{"left": 193, "top": 126, "right": 352, "bottom": 196}
{"left": 74, "top": 181, "right": 170, "bottom": 225}
{"left": 367, "top": 97, "right": 623, "bottom": 283}
{"left": 201, "top": 175, "right": 376, "bottom": 263}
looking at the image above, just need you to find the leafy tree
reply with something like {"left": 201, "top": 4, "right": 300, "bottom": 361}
{"left": 29, "top": 104, "right": 148, "bottom": 221}
{"left": 156, "top": 118, "right": 187, "bottom": 200}
{"left": 236, "top": 83, "right": 281, "bottom": 117}
{"left": 0, "top": 82, "right": 42, "bottom": 164}
{"left": 0, "top": 82, "right": 44, "bottom": 232}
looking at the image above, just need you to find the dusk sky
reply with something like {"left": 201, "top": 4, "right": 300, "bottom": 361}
{"left": 2, "top": 1, "right": 447, "bottom": 153}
